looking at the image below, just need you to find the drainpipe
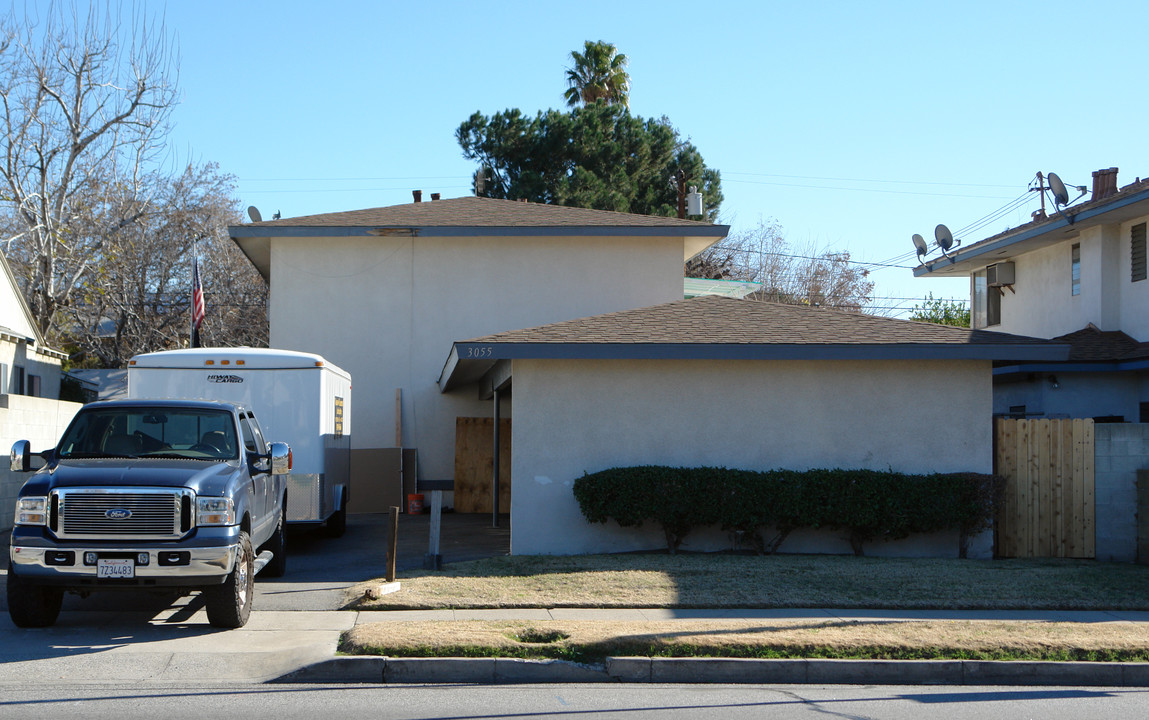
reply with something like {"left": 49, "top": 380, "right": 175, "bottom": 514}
{"left": 492, "top": 388, "right": 501, "bottom": 528}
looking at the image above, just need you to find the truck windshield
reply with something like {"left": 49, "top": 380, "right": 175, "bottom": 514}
{"left": 57, "top": 408, "right": 239, "bottom": 460}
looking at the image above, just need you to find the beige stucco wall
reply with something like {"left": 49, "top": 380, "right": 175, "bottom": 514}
{"left": 987, "top": 210, "right": 1149, "bottom": 340}
{"left": 0, "top": 394, "right": 82, "bottom": 532}
{"left": 268, "top": 233, "right": 688, "bottom": 482}
{"left": 509, "top": 357, "right": 993, "bottom": 556}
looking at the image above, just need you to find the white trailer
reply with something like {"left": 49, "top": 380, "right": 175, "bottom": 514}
{"left": 127, "top": 348, "right": 352, "bottom": 535}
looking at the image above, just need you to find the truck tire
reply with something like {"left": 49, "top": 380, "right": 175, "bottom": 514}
{"left": 205, "top": 532, "right": 254, "bottom": 628}
{"left": 260, "top": 506, "right": 287, "bottom": 578}
{"left": 325, "top": 488, "right": 347, "bottom": 538}
{"left": 6, "top": 564, "right": 63, "bottom": 628}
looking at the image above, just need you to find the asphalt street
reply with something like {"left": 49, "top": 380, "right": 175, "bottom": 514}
{"left": 4, "top": 683, "right": 1149, "bottom": 720}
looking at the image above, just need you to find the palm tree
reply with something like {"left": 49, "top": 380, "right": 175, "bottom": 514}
{"left": 564, "top": 40, "right": 630, "bottom": 109}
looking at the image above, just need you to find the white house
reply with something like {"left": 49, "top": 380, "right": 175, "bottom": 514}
{"left": 231, "top": 195, "right": 1066, "bottom": 557}
{"left": 915, "top": 168, "right": 1149, "bottom": 421}
{"left": 439, "top": 295, "right": 1065, "bottom": 556}
{"left": 230, "top": 195, "right": 727, "bottom": 509}
{"left": 0, "top": 250, "right": 80, "bottom": 531}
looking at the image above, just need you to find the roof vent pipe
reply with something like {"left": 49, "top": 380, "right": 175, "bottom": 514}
{"left": 1091, "top": 168, "right": 1118, "bottom": 202}
{"left": 412, "top": 190, "right": 423, "bottom": 203}
{"left": 430, "top": 193, "right": 440, "bottom": 201}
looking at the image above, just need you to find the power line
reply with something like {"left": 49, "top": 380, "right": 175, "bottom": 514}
{"left": 724, "top": 171, "right": 1018, "bottom": 189}
{"left": 722, "top": 177, "right": 1013, "bottom": 200}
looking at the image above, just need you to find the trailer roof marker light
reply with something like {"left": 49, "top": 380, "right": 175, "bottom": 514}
{"left": 236, "top": 360, "right": 245, "bottom": 366}
{"left": 221, "top": 360, "right": 230, "bottom": 365}
{"left": 315, "top": 361, "right": 324, "bottom": 367}
{"left": 205, "top": 360, "right": 215, "bottom": 365}
{"left": 128, "top": 360, "right": 137, "bottom": 366}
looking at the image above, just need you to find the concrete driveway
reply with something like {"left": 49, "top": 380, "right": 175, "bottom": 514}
{"left": 0, "top": 512, "right": 509, "bottom": 683}
{"left": 2, "top": 511, "right": 509, "bottom": 615}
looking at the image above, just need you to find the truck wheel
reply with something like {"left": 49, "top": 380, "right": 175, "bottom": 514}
{"left": 260, "top": 507, "right": 287, "bottom": 578}
{"left": 6, "top": 564, "right": 63, "bottom": 628}
{"left": 325, "top": 489, "right": 347, "bottom": 538}
{"left": 205, "top": 531, "right": 254, "bottom": 628}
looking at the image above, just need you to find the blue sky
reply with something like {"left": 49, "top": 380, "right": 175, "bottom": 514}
{"left": 152, "top": 0, "right": 1146, "bottom": 317}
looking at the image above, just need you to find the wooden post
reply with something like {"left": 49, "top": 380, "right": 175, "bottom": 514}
{"left": 424, "top": 490, "right": 443, "bottom": 570}
{"left": 386, "top": 505, "right": 399, "bottom": 583}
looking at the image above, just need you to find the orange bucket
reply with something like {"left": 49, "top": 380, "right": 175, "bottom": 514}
{"left": 407, "top": 493, "right": 424, "bottom": 514}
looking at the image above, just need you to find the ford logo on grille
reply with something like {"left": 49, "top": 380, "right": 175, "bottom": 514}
{"left": 105, "top": 508, "right": 132, "bottom": 520}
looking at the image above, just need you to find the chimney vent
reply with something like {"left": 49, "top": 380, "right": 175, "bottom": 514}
{"left": 412, "top": 190, "right": 423, "bottom": 203}
{"left": 430, "top": 193, "right": 440, "bottom": 201}
{"left": 1091, "top": 168, "right": 1118, "bottom": 202}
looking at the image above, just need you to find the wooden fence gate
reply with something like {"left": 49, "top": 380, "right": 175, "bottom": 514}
{"left": 994, "top": 418, "right": 1095, "bottom": 558}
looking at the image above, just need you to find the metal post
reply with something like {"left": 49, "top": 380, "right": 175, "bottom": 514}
{"left": 424, "top": 490, "right": 443, "bottom": 570}
{"left": 492, "top": 388, "right": 501, "bottom": 528}
{"left": 386, "top": 505, "right": 399, "bottom": 583}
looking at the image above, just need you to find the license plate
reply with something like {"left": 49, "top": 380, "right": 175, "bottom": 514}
{"left": 97, "top": 558, "right": 135, "bottom": 579}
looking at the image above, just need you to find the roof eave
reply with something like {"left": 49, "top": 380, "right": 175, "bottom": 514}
{"left": 440, "top": 341, "right": 1070, "bottom": 391}
{"left": 914, "top": 187, "right": 1149, "bottom": 278}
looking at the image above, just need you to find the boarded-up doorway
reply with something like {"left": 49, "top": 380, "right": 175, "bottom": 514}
{"left": 994, "top": 418, "right": 1095, "bottom": 558}
{"left": 454, "top": 417, "right": 511, "bottom": 513}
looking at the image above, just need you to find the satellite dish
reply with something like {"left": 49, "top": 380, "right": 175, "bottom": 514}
{"left": 935, "top": 224, "right": 955, "bottom": 252}
{"left": 912, "top": 233, "right": 928, "bottom": 260}
{"left": 1047, "top": 172, "right": 1069, "bottom": 206}
{"left": 247, "top": 206, "right": 263, "bottom": 223}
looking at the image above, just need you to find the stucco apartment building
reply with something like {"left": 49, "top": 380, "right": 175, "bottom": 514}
{"left": 233, "top": 195, "right": 1065, "bottom": 556}
{"left": 915, "top": 167, "right": 1149, "bottom": 421}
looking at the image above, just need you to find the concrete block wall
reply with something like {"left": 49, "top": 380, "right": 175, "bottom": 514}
{"left": 0, "top": 394, "right": 81, "bottom": 532}
{"left": 1094, "top": 424, "right": 1149, "bottom": 562}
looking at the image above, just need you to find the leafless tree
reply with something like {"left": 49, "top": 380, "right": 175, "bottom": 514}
{"left": 61, "top": 163, "right": 267, "bottom": 368}
{"left": 0, "top": 3, "right": 178, "bottom": 338}
{"left": 686, "top": 219, "right": 875, "bottom": 312}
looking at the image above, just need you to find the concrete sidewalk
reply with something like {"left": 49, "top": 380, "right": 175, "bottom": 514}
{"left": 7, "top": 605, "right": 1147, "bottom": 686}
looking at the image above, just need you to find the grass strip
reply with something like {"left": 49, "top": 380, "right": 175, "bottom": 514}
{"left": 341, "top": 619, "right": 1149, "bottom": 665}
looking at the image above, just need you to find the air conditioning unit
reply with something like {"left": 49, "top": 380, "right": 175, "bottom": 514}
{"left": 987, "top": 261, "right": 1015, "bottom": 288}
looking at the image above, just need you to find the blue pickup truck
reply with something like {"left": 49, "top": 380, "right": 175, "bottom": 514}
{"left": 7, "top": 399, "right": 290, "bottom": 629}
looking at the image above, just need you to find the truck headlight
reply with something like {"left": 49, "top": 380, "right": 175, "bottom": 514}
{"left": 196, "top": 497, "right": 235, "bottom": 526}
{"left": 15, "top": 496, "right": 48, "bottom": 526}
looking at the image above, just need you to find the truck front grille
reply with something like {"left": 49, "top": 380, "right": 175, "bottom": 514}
{"left": 55, "top": 488, "right": 192, "bottom": 540}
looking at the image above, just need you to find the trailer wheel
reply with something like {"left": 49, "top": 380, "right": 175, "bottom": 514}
{"left": 325, "top": 489, "right": 347, "bottom": 538}
{"left": 205, "top": 531, "right": 254, "bottom": 628}
{"left": 6, "top": 564, "right": 63, "bottom": 628}
{"left": 259, "top": 504, "right": 287, "bottom": 578}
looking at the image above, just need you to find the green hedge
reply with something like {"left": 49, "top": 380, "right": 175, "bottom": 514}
{"left": 572, "top": 466, "right": 1002, "bottom": 556}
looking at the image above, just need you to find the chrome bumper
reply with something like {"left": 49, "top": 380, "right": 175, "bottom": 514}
{"left": 10, "top": 543, "right": 237, "bottom": 583}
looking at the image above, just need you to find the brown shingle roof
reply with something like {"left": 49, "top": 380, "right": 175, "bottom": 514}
{"left": 244, "top": 195, "right": 721, "bottom": 231}
{"left": 1053, "top": 325, "right": 1149, "bottom": 362}
{"left": 463, "top": 296, "right": 1053, "bottom": 347}
{"left": 440, "top": 297, "right": 1069, "bottom": 390}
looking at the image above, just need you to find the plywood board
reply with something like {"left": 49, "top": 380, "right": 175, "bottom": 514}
{"left": 453, "top": 417, "right": 511, "bottom": 514}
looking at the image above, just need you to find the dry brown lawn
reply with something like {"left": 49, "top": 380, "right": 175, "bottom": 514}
{"left": 346, "top": 553, "right": 1149, "bottom": 611}
{"left": 343, "top": 619, "right": 1149, "bottom": 662}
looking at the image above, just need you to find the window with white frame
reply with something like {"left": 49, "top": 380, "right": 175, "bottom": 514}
{"left": 972, "top": 270, "right": 1000, "bottom": 328}
{"left": 1071, "top": 243, "right": 1081, "bottom": 296}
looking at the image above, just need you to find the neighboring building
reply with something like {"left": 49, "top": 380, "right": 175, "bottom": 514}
{"left": 0, "top": 250, "right": 67, "bottom": 398}
{"left": 0, "top": 250, "right": 80, "bottom": 532}
{"left": 914, "top": 168, "right": 1149, "bottom": 421}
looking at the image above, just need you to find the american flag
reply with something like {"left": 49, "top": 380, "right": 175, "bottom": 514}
{"left": 191, "top": 253, "right": 205, "bottom": 348}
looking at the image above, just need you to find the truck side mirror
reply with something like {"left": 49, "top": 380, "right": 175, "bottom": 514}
{"left": 269, "top": 442, "right": 291, "bottom": 475}
{"left": 10, "top": 440, "right": 30, "bottom": 472}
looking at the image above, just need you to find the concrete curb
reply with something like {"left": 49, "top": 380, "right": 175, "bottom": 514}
{"left": 277, "top": 656, "right": 1149, "bottom": 686}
